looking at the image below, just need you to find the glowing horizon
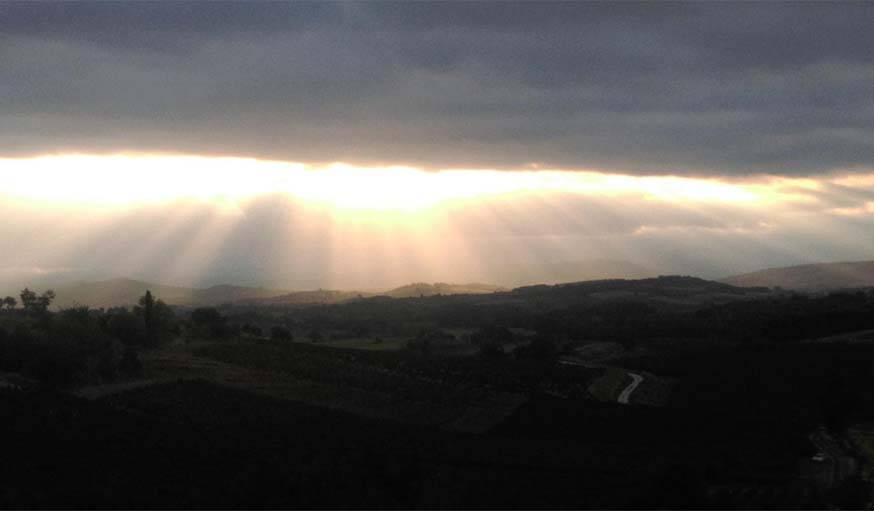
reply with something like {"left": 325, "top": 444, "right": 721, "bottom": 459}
{"left": 0, "top": 154, "right": 806, "bottom": 213}
{"left": 2, "top": 153, "right": 873, "bottom": 292}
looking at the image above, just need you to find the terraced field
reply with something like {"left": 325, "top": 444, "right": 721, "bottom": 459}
{"left": 142, "top": 342, "right": 533, "bottom": 432}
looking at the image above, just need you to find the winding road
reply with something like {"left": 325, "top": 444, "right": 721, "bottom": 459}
{"left": 617, "top": 372, "right": 643, "bottom": 404}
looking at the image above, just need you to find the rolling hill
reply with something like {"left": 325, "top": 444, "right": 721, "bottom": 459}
{"left": 241, "top": 289, "right": 373, "bottom": 306}
{"left": 51, "top": 279, "right": 290, "bottom": 308}
{"left": 42, "top": 271, "right": 779, "bottom": 309}
{"left": 505, "top": 275, "right": 770, "bottom": 308}
{"left": 384, "top": 282, "right": 506, "bottom": 298}
{"left": 245, "top": 282, "right": 507, "bottom": 306}
{"left": 51, "top": 279, "right": 509, "bottom": 308}
{"left": 490, "top": 259, "right": 655, "bottom": 286}
{"left": 722, "top": 260, "right": 874, "bottom": 291}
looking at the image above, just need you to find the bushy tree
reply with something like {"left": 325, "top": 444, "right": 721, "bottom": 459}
{"left": 24, "top": 306, "right": 132, "bottom": 386}
{"left": 190, "top": 307, "right": 228, "bottom": 339}
{"left": 2, "top": 296, "right": 16, "bottom": 310}
{"left": 141, "top": 290, "right": 157, "bottom": 347}
{"left": 104, "top": 307, "right": 146, "bottom": 346}
{"left": 242, "top": 323, "right": 264, "bottom": 337}
{"left": 132, "top": 293, "right": 177, "bottom": 346}
{"left": 270, "top": 325, "right": 293, "bottom": 342}
{"left": 408, "top": 329, "right": 456, "bottom": 356}
{"left": 471, "top": 325, "right": 513, "bottom": 358}
{"left": 0, "top": 293, "right": 145, "bottom": 387}
{"left": 514, "top": 334, "right": 558, "bottom": 360}
{"left": 19, "top": 288, "right": 36, "bottom": 309}
{"left": 19, "top": 288, "right": 55, "bottom": 314}
{"left": 119, "top": 345, "right": 143, "bottom": 377}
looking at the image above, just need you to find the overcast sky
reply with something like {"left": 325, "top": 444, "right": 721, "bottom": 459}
{"left": 2, "top": 2, "right": 873, "bottom": 291}
{"left": 3, "top": 1, "right": 874, "bottom": 175}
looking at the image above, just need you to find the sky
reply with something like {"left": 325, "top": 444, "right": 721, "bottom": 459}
{"left": 1, "top": 2, "right": 873, "bottom": 291}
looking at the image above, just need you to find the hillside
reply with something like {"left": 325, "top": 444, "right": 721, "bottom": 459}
{"left": 505, "top": 275, "right": 770, "bottom": 308}
{"left": 246, "top": 282, "right": 507, "bottom": 306}
{"left": 490, "top": 259, "right": 655, "bottom": 286}
{"left": 722, "top": 260, "right": 874, "bottom": 291}
{"left": 47, "top": 274, "right": 768, "bottom": 309}
{"left": 385, "top": 282, "right": 506, "bottom": 298}
{"left": 243, "top": 289, "right": 373, "bottom": 306}
{"left": 52, "top": 279, "right": 289, "bottom": 308}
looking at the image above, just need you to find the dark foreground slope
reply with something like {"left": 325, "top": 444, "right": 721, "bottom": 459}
{"left": 0, "top": 378, "right": 833, "bottom": 509}
{"left": 0, "top": 383, "right": 424, "bottom": 508}
{"left": 4, "top": 276, "right": 874, "bottom": 508}
{"left": 0, "top": 381, "right": 691, "bottom": 509}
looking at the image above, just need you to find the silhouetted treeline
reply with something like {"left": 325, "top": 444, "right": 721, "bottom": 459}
{"left": 0, "top": 288, "right": 178, "bottom": 386}
{"left": 208, "top": 285, "right": 874, "bottom": 348}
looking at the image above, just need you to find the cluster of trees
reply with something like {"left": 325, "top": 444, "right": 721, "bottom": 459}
{"left": 468, "top": 326, "right": 561, "bottom": 360}
{"left": 166, "top": 284, "right": 874, "bottom": 365}
{"left": 0, "top": 288, "right": 176, "bottom": 387}
{"left": 241, "top": 323, "right": 263, "bottom": 337}
{"left": 201, "top": 280, "right": 874, "bottom": 359}
{"left": 1, "top": 289, "right": 55, "bottom": 314}
{"left": 270, "top": 325, "right": 293, "bottom": 341}
{"left": 406, "top": 329, "right": 456, "bottom": 355}
{"left": 189, "top": 307, "right": 230, "bottom": 339}
{"left": 186, "top": 307, "right": 295, "bottom": 343}
{"left": 471, "top": 325, "right": 514, "bottom": 358}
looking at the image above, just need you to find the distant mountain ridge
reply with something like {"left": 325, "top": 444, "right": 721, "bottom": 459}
{"left": 243, "top": 289, "right": 370, "bottom": 306}
{"left": 49, "top": 278, "right": 507, "bottom": 308}
{"left": 52, "top": 278, "right": 290, "bottom": 308}
{"left": 507, "top": 275, "right": 767, "bottom": 307}
{"left": 722, "top": 260, "right": 874, "bottom": 291}
{"left": 43, "top": 271, "right": 783, "bottom": 309}
{"left": 492, "top": 259, "right": 655, "bottom": 286}
{"left": 384, "top": 282, "right": 506, "bottom": 298}
{"left": 245, "top": 282, "right": 506, "bottom": 306}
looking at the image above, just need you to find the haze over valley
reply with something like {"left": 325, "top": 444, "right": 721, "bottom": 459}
{"left": 3, "top": 2, "right": 874, "bottom": 509}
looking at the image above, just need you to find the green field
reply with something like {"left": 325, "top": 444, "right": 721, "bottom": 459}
{"left": 306, "top": 335, "right": 410, "bottom": 351}
{"left": 587, "top": 367, "right": 631, "bottom": 402}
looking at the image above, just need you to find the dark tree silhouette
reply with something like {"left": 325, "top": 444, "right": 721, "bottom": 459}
{"left": 2, "top": 296, "right": 16, "bottom": 310}
{"left": 141, "top": 290, "right": 157, "bottom": 347}
{"left": 191, "top": 307, "right": 228, "bottom": 338}
{"left": 130, "top": 292, "right": 176, "bottom": 346}
{"left": 19, "top": 288, "right": 55, "bottom": 314}
{"left": 19, "top": 288, "right": 36, "bottom": 310}
{"left": 471, "top": 325, "right": 512, "bottom": 358}
{"left": 270, "top": 325, "right": 292, "bottom": 341}
{"left": 242, "top": 323, "right": 264, "bottom": 337}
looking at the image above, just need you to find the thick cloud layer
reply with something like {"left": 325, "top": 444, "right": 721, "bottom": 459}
{"left": 2, "top": 2, "right": 873, "bottom": 175}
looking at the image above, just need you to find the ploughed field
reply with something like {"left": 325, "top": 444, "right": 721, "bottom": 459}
{"left": 133, "top": 339, "right": 862, "bottom": 507}
{"left": 179, "top": 340, "right": 597, "bottom": 431}
{"left": 4, "top": 277, "right": 874, "bottom": 507}
{"left": 1, "top": 373, "right": 829, "bottom": 509}
{"left": 9, "top": 311, "right": 874, "bottom": 507}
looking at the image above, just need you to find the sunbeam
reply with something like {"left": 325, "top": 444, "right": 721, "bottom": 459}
{"left": 2, "top": 154, "right": 874, "bottom": 291}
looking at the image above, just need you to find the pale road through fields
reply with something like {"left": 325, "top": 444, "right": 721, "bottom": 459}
{"left": 618, "top": 373, "right": 644, "bottom": 404}
{"left": 558, "top": 359, "right": 646, "bottom": 405}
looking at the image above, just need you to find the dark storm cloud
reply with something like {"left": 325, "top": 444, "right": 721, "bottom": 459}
{"left": 2, "top": 2, "right": 873, "bottom": 175}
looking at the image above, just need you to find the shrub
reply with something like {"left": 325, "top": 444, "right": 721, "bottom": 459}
{"left": 119, "top": 346, "right": 143, "bottom": 377}
{"left": 270, "top": 326, "right": 293, "bottom": 342}
{"left": 190, "top": 307, "right": 229, "bottom": 339}
{"left": 242, "top": 323, "right": 264, "bottom": 337}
